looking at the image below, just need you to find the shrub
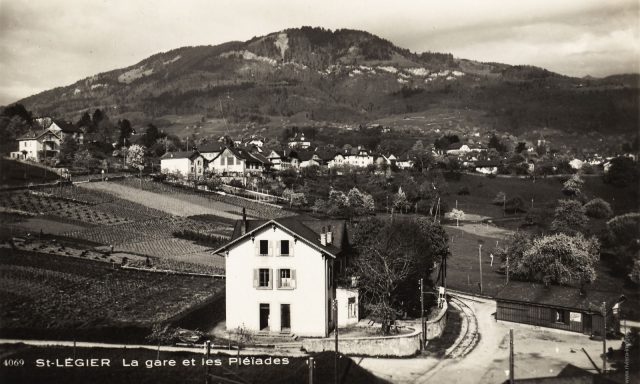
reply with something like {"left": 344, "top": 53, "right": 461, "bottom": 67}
{"left": 584, "top": 198, "right": 613, "bottom": 219}
{"left": 492, "top": 191, "right": 506, "bottom": 205}
{"left": 551, "top": 199, "right": 588, "bottom": 235}
{"left": 229, "top": 179, "right": 244, "bottom": 188}
{"left": 457, "top": 186, "right": 470, "bottom": 195}
{"left": 505, "top": 195, "right": 526, "bottom": 213}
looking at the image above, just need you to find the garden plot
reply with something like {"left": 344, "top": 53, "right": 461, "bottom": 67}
{"left": 116, "top": 238, "right": 212, "bottom": 259}
{"left": 79, "top": 182, "right": 243, "bottom": 219}
{"left": 0, "top": 251, "right": 224, "bottom": 329}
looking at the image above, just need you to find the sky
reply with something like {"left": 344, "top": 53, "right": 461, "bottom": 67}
{"left": 0, "top": 0, "right": 638, "bottom": 105}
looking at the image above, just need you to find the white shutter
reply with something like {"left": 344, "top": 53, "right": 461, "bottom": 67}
{"left": 291, "top": 269, "right": 297, "bottom": 289}
{"left": 290, "top": 240, "right": 294, "bottom": 257}
{"left": 253, "top": 269, "right": 258, "bottom": 288}
{"left": 276, "top": 269, "right": 281, "bottom": 289}
{"left": 268, "top": 240, "right": 273, "bottom": 256}
{"left": 254, "top": 241, "right": 260, "bottom": 256}
{"left": 268, "top": 269, "right": 273, "bottom": 289}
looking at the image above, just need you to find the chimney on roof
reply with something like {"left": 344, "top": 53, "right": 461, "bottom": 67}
{"left": 326, "top": 225, "right": 333, "bottom": 244}
{"left": 320, "top": 226, "right": 327, "bottom": 246}
{"left": 241, "top": 208, "right": 247, "bottom": 235}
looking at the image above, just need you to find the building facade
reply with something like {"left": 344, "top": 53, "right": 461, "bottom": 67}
{"left": 215, "top": 216, "right": 357, "bottom": 337}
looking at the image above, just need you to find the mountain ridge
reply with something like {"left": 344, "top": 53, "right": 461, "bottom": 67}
{"left": 14, "top": 27, "right": 640, "bottom": 137}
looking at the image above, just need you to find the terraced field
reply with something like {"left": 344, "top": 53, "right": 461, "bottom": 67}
{"left": 79, "top": 182, "right": 244, "bottom": 219}
{"left": 0, "top": 251, "right": 224, "bottom": 329}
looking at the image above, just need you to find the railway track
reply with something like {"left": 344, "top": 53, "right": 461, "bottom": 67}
{"left": 446, "top": 295, "right": 480, "bottom": 359}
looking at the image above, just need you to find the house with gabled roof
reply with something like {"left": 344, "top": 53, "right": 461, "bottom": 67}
{"left": 160, "top": 150, "right": 206, "bottom": 179}
{"left": 214, "top": 214, "right": 359, "bottom": 337}
{"left": 197, "top": 142, "right": 225, "bottom": 162}
{"left": 208, "top": 146, "right": 272, "bottom": 175}
{"left": 11, "top": 119, "right": 83, "bottom": 162}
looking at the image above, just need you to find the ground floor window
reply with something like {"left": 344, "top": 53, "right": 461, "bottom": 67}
{"left": 348, "top": 297, "right": 357, "bottom": 318}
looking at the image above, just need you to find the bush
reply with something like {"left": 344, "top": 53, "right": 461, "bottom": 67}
{"left": 457, "top": 186, "right": 470, "bottom": 195}
{"left": 505, "top": 195, "right": 526, "bottom": 213}
{"left": 584, "top": 198, "right": 613, "bottom": 219}
{"left": 229, "top": 179, "right": 244, "bottom": 188}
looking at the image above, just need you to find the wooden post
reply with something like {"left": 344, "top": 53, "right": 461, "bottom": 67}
{"left": 333, "top": 299, "right": 339, "bottom": 384}
{"left": 205, "top": 340, "right": 211, "bottom": 384}
{"left": 478, "top": 243, "right": 483, "bottom": 294}
{"left": 509, "top": 329, "right": 514, "bottom": 384}
{"left": 308, "top": 356, "right": 314, "bottom": 384}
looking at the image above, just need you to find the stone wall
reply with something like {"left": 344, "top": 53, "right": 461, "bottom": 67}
{"left": 426, "top": 300, "right": 448, "bottom": 340}
{"left": 302, "top": 327, "right": 421, "bottom": 357}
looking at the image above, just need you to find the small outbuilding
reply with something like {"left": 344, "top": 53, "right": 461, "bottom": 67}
{"left": 495, "top": 282, "right": 622, "bottom": 336}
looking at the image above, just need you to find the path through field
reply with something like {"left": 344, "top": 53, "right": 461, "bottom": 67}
{"left": 79, "top": 182, "right": 243, "bottom": 219}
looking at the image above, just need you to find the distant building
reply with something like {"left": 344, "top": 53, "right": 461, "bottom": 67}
{"left": 197, "top": 142, "right": 225, "bottom": 162}
{"left": 287, "top": 133, "right": 311, "bottom": 149}
{"left": 208, "top": 146, "right": 271, "bottom": 175}
{"left": 160, "top": 151, "right": 206, "bottom": 179}
{"left": 11, "top": 119, "right": 84, "bottom": 162}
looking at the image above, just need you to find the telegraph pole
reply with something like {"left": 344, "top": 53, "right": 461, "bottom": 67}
{"left": 509, "top": 329, "right": 514, "bottom": 384}
{"left": 602, "top": 301, "right": 607, "bottom": 374}
{"left": 420, "top": 278, "right": 426, "bottom": 350}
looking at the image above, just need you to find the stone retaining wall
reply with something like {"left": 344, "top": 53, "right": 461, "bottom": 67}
{"left": 301, "top": 327, "right": 421, "bottom": 357}
{"left": 426, "top": 300, "right": 448, "bottom": 340}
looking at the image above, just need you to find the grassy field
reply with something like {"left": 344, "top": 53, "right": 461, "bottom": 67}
{"left": 0, "top": 345, "right": 387, "bottom": 384}
{"left": 0, "top": 251, "right": 224, "bottom": 337}
{"left": 0, "top": 158, "right": 59, "bottom": 187}
{"left": 443, "top": 173, "right": 639, "bottom": 219}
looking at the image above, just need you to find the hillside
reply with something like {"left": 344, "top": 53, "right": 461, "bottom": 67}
{"left": 15, "top": 27, "right": 640, "bottom": 139}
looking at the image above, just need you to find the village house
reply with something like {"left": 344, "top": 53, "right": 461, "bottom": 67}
{"left": 11, "top": 119, "right": 84, "bottom": 162}
{"left": 287, "top": 133, "right": 312, "bottom": 149}
{"left": 474, "top": 160, "right": 500, "bottom": 175}
{"left": 214, "top": 215, "right": 358, "bottom": 337}
{"left": 197, "top": 142, "right": 225, "bottom": 162}
{"left": 208, "top": 146, "right": 271, "bottom": 175}
{"left": 160, "top": 151, "right": 206, "bottom": 179}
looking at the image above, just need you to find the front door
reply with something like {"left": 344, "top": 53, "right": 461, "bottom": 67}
{"left": 259, "top": 303, "right": 270, "bottom": 330}
{"left": 281, "top": 304, "right": 291, "bottom": 332}
{"left": 583, "top": 313, "right": 592, "bottom": 335}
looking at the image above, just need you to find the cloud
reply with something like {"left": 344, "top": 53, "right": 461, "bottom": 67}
{"left": 0, "top": 0, "right": 638, "bottom": 105}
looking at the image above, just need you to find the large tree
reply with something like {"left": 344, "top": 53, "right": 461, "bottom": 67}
{"left": 551, "top": 199, "right": 588, "bottom": 235}
{"left": 518, "top": 233, "right": 599, "bottom": 287}
{"left": 351, "top": 217, "right": 448, "bottom": 334}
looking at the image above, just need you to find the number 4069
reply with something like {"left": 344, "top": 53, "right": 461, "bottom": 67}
{"left": 3, "top": 359, "right": 24, "bottom": 367}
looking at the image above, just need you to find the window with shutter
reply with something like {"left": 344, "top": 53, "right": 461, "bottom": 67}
{"left": 258, "top": 268, "right": 270, "bottom": 288}
{"left": 253, "top": 269, "right": 258, "bottom": 288}
{"left": 291, "top": 269, "right": 296, "bottom": 289}
{"left": 268, "top": 269, "right": 273, "bottom": 289}
{"left": 259, "top": 240, "right": 269, "bottom": 256}
{"left": 280, "top": 240, "right": 290, "bottom": 256}
{"left": 276, "top": 269, "right": 281, "bottom": 288}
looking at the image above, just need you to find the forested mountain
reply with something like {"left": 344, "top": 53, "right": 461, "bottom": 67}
{"left": 15, "top": 27, "right": 640, "bottom": 136}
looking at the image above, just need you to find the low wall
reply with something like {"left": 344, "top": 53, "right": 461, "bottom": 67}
{"left": 302, "top": 327, "right": 421, "bottom": 357}
{"left": 426, "top": 300, "right": 448, "bottom": 340}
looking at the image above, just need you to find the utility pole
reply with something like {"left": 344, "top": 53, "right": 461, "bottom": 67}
{"left": 478, "top": 240, "right": 484, "bottom": 294}
{"left": 602, "top": 301, "right": 607, "bottom": 374}
{"left": 506, "top": 254, "right": 510, "bottom": 284}
{"left": 420, "top": 278, "right": 426, "bottom": 350}
{"left": 333, "top": 299, "right": 339, "bottom": 384}
{"left": 509, "top": 329, "right": 514, "bottom": 384}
